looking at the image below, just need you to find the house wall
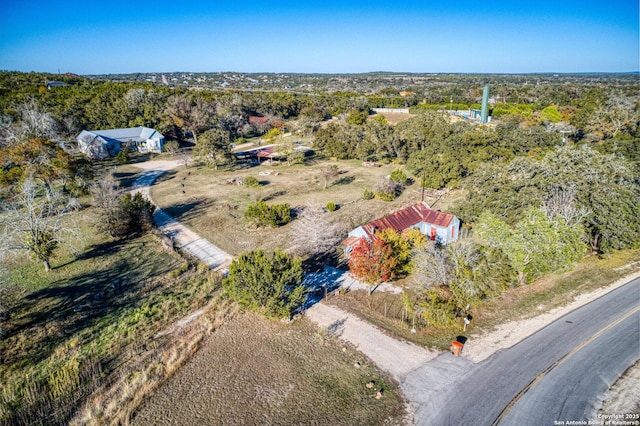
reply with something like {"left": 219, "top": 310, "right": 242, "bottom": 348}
{"left": 417, "top": 218, "right": 460, "bottom": 245}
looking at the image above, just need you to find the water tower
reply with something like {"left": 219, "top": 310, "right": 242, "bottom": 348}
{"left": 480, "top": 85, "right": 490, "bottom": 123}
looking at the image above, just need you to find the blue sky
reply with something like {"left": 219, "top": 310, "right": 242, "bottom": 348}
{"left": 0, "top": 0, "right": 638, "bottom": 74}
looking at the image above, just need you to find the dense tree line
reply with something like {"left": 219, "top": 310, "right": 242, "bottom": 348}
{"left": 1, "top": 70, "right": 638, "bottom": 277}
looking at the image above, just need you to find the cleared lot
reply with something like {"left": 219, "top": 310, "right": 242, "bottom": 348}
{"left": 132, "top": 313, "right": 407, "bottom": 425}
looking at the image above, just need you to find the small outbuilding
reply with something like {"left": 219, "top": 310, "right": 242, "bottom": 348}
{"left": 77, "top": 126, "right": 164, "bottom": 159}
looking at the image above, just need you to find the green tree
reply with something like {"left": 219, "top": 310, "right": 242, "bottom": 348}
{"left": 455, "top": 146, "right": 640, "bottom": 252}
{"left": 162, "top": 94, "right": 216, "bottom": 145}
{"left": 390, "top": 169, "right": 408, "bottom": 186}
{"left": 244, "top": 201, "right": 291, "bottom": 227}
{"left": 92, "top": 184, "right": 155, "bottom": 237}
{"left": 413, "top": 240, "right": 514, "bottom": 326}
{"left": 263, "top": 127, "right": 282, "bottom": 144}
{"left": 222, "top": 250, "right": 306, "bottom": 319}
{"left": 540, "top": 105, "right": 563, "bottom": 123}
{"left": 112, "top": 192, "right": 155, "bottom": 237}
{"left": 475, "top": 208, "right": 586, "bottom": 285}
{"left": 193, "top": 128, "right": 233, "bottom": 169}
{"left": 346, "top": 109, "right": 368, "bottom": 125}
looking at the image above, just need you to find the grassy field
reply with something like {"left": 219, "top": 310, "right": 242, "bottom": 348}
{"left": 0, "top": 205, "right": 222, "bottom": 424}
{"left": 149, "top": 157, "right": 464, "bottom": 256}
{"left": 132, "top": 313, "right": 407, "bottom": 425}
{"left": 324, "top": 250, "right": 640, "bottom": 350}
{"left": 0, "top": 176, "right": 410, "bottom": 424}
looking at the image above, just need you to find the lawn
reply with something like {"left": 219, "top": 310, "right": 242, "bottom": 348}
{"left": 149, "top": 157, "right": 464, "bottom": 256}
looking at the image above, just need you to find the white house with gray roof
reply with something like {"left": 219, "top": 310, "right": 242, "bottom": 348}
{"left": 77, "top": 126, "right": 164, "bottom": 159}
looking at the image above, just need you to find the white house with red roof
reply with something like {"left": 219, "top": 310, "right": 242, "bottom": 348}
{"left": 343, "top": 202, "right": 460, "bottom": 255}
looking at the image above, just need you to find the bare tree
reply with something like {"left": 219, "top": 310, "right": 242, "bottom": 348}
{"left": 15, "top": 99, "right": 59, "bottom": 141}
{"left": 289, "top": 203, "right": 343, "bottom": 257}
{"left": 320, "top": 165, "right": 339, "bottom": 189}
{"left": 0, "top": 179, "right": 79, "bottom": 271}
{"left": 163, "top": 140, "right": 180, "bottom": 156}
{"left": 542, "top": 187, "right": 590, "bottom": 228}
{"left": 90, "top": 173, "right": 120, "bottom": 236}
{"left": 412, "top": 243, "right": 451, "bottom": 290}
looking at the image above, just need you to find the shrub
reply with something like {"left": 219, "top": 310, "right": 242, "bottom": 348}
{"left": 222, "top": 250, "right": 306, "bottom": 319}
{"left": 326, "top": 202, "right": 337, "bottom": 212}
{"left": 374, "top": 191, "right": 396, "bottom": 201}
{"left": 244, "top": 201, "right": 292, "bottom": 227}
{"left": 163, "top": 141, "right": 179, "bottom": 155}
{"left": 363, "top": 189, "right": 374, "bottom": 200}
{"left": 115, "top": 149, "right": 130, "bottom": 165}
{"left": 390, "top": 169, "right": 408, "bottom": 186}
{"left": 107, "top": 192, "right": 155, "bottom": 237}
{"left": 375, "top": 176, "right": 399, "bottom": 201}
{"left": 243, "top": 176, "right": 260, "bottom": 188}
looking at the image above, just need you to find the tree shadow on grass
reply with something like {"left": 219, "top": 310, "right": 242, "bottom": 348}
{"left": 113, "top": 171, "right": 140, "bottom": 188}
{"left": 2, "top": 239, "right": 175, "bottom": 368}
{"left": 333, "top": 175, "right": 355, "bottom": 186}
{"left": 153, "top": 170, "right": 177, "bottom": 185}
{"left": 162, "top": 197, "right": 215, "bottom": 223}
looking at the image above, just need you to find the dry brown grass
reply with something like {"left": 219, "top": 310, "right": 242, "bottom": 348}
{"left": 150, "top": 159, "right": 464, "bottom": 256}
{"left": 71, "top": 299, "right": 239, "bottom": 426}
{"left": 131, "top": 312, "right": 407, "bottom": 425}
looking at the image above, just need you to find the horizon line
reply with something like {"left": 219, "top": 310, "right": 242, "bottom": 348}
{"left": 2, "top": 69, "right": 639, "bottom": 76}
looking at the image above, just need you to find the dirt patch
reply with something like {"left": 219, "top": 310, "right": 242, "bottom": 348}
{"left": 593, "top": 360, "right": 640, "bottom": 418}
{"left": 372, "top": 112, "right": 415, "bottom": 125}
{"left": 305, "top": 302, "right": 436, "bottom": 382}
{"left": 132, "top": 313, "right": 407, "bottom": 425}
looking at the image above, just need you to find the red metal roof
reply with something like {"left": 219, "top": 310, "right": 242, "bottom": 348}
{"left": 249, "top": 115, "right": 269, "bottom": 124}
{"left": 361, "top": 202, "right": 454, "bottom": 239}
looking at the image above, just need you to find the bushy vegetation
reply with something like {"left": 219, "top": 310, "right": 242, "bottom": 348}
{"left": 389, "top": 169, "right": 408, "bottom": 186}
{"left": 475, "top": 207, "right": 586, "bottom": 285}
{"left": 348, "top": 229, "right": 424, "bottom": 288}
{"left": 222, "top": 250, "right": 306, "bottom": 319}
{"left": 91, "top": 176, "right": 155, "bottom": 238}
{"left": 242, "top": 176, "right": 260, "bottom": 188}
{"left": 1, "top": 71, "right": 638, "bottom": 410}
{"left": 454, "top": 145, "right": 640, "bottom": 253}
{"left": 244, "top": 201, "right": 292, "bottom": 227}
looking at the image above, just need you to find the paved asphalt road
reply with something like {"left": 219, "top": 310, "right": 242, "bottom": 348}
{"left": 501, "top": 306, "right": 639, "bottom": 425}
{"left": 416, "top": 277, "right": 640, "bottom": 426}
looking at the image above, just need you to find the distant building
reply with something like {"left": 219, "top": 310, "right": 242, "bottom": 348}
{"left": 46, "top": 81, "right": 67, "bottom": 89}
{"left": 248, "top": 115, "right": 269, "bottom": 125}
{"left": 77, "top": 126, "right": 164, "bottom": 159}
{"left": 343, "top": 202, "right": 460, "bottom": 256}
